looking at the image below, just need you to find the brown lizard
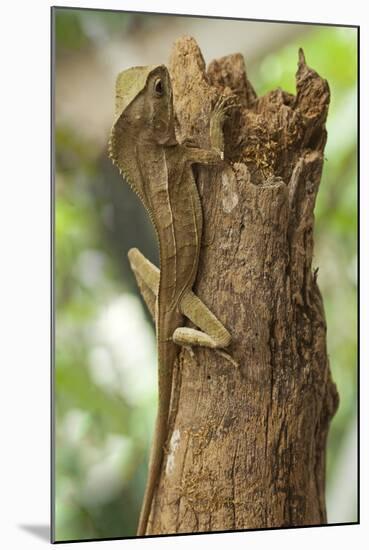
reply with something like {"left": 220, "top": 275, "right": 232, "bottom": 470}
{"left": 108, "top": 63, "right": 236, "bottom": 536}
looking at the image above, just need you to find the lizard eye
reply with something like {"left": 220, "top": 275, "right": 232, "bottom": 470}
{"left": 154, "top": 78, "right": 164, "bottom": 97}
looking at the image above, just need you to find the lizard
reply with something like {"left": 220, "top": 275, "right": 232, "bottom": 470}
{"left": 108, "top": 63, "right": 237, "bottom": 536}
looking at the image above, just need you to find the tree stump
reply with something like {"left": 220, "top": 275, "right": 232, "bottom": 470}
{"left": 146, "top": 36, "right": 339, "bottom": 535}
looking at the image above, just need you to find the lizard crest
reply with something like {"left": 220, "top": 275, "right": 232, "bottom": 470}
{"left": 109, "top": 66, "right": 176, "bottom": 206}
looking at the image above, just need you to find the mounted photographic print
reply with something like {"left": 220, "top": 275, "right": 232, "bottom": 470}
{"left": 51, "top": 6, "right": 358, "bottom": 543}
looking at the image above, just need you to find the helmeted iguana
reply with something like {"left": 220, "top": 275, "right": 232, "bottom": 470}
{"left": 108, "top": 64, "right": 236, "bottom": 536}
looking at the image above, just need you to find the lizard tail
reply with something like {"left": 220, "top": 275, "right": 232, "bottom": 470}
{"left": 136, "top": 410, "right": 168, "bottom": 536}
{"left": 137, "top": 337, "right": 176, "bottom": 536}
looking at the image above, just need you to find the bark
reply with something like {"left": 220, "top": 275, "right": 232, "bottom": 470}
{"left": 147, "top": 36, "right": 339, "bottom": 535}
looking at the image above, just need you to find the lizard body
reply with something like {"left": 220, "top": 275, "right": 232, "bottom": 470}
{"left": 108, "top": 64, "right": 234, "bottom": 536}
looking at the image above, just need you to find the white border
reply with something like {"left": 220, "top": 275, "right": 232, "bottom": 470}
{"left": 1, "top": 1, "right": 366, "bottom": 549}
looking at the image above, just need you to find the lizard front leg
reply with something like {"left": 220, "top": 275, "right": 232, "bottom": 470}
{"left": 185, "top": 94, "right": 239, "bottom": 164}
{"left": 210, "top": 94, "right": 239, "bottom": 155}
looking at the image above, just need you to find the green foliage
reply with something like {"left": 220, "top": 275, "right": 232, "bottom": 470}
{"left": 55, "top": 8, "right": 146, "bottom": 54}
{"left": 55, "top": 11, "right": 92, "bottom": 52}
{"left": 253, "top": 27, "right": 357, "bottom": 97}
{"left": 54, "top": 121, "right": 156, "bottom": 540}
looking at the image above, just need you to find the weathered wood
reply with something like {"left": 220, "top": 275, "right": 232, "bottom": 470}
{"left": 147, "top": 36, "right": 338, "bottom": 534}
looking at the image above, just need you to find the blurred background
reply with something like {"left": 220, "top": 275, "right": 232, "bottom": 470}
{"left": 53, "top": 8, "right": 358, "bottom": 541}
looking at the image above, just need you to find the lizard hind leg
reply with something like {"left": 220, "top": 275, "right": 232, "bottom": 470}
{"left": 127, "top": 247, "right": 159, "bottom": 321}
{"left": 173, "top": 290, "right": 231, "bottom": 349}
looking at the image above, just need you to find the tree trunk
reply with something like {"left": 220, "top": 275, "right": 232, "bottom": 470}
{"left": 147, "top": 36, "right": 339, "bottom": 535}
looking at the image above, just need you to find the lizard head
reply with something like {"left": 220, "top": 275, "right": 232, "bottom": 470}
{"left": 111, "top": 64, "right": 176, "bottom": 147}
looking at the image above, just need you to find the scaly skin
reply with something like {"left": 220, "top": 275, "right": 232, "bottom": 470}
{"left": 108, "top": 64, "right": 235, "bottom": 536}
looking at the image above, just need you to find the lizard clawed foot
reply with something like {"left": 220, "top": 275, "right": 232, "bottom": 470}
{"left": 181, "top": 137, "right": 200, "bottom": 148}
{"left": 212, "top": 94, "right": 241, "bottom": 122}
{"left": 210, "top": 94, "right": 241, "bottom": 155}
{"left": 182, "top": 345, "right": 196, "bottom": 359}
{"left": 214, "top": 348, "right": 239, "bottom": 368}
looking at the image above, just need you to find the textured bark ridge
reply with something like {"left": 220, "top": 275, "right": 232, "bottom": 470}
{"left": 147, "top": 37, "right": 339, "bottom": 535}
